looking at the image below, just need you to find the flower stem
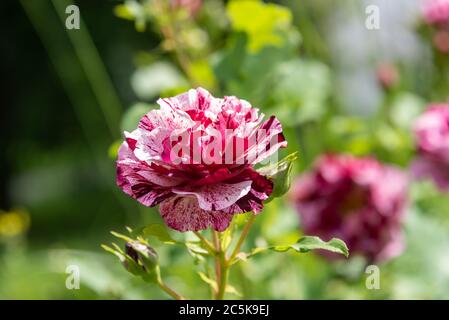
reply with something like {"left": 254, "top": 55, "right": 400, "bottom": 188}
{"left": 216, "top": 250, "right": 229, "bottom": 300}
{"left": 212, "top": 230, "right": 223, "bottom": 299}
{"left": 211, "top": 213, "right": 257, "bottom": 299}
{"left": 156, "top": 267, "right": 186, "bottom": 300}
{"left": 158, "top": 280, "right": 186, "bottom": 300}
{"left": 212, "top": 230, "right": 229, "bottom": 300}
{"left": 228, "top": 213, "right": 256, "bottom": 264}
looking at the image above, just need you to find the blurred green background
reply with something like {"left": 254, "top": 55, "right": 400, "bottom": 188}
{"left": 1, "top": 0, "right": 449, "bottom": 299}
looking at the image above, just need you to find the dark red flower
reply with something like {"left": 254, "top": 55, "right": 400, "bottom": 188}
{"left": 291, "top": 154, "right": 408, "bottom": 262}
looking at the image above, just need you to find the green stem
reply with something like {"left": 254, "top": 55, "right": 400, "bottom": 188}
{"left": 158, "top": 280, "right": 186, "bottom": 300}
{"left": 212, "top": 230, "right": 223, "bottom": 299}
{"left": 216, "top": 250, "right": 228, "bottom": 300}
{"left": 214, "top": 213, "right": 256, "bottom": 299}
{"left": 228, "top": 213, "right": 256, "bottom": 264}
{"left": 157, "top": 267, "right": 186, "bottom": 300}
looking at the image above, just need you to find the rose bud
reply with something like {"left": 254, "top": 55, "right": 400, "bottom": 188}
{"left": 376, "top": 63, "right": 399, "bottom": 90}
{"left": 290, "top": 154, "right": 408, "bottom": 262}
{"left": 124, "top": 241, "right": 158, "bottom": 273}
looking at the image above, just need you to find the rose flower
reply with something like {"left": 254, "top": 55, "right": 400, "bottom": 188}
{"left": 423, "top": 0, "right": 449, "bottom": 27}
{"left": 412, "top": 104, "right": 449, "bottom": 191}
{"left": 117, "top": 88, "right": 286, "bottom": 232}
{"left": 290, "top": 154, "right": 408, "bottom": 262}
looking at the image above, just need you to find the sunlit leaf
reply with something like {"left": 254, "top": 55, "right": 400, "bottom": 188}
{"left": 189, "top": 59, "right": 217, "bottom": 89}
{"left": 225, "top": 284, "right": 242, "bottom": 297}
{"left": 227, "top": 0, "right": 293, "bottom": 53}
{"left": 114, "top": 0, "right": 148, "bottom": 32}
{"left": 198, "top": 272, "right": 217, "bottom": 291}
{"left": 273, "top": 236, "right": 349, "bottom": 257}
{"left": 108, "top": 140, "right": 122, "bottom": 159}
{"left": 231, "top": 236, "right": 348, "bottom": 265}
{"left": 258, "top": 152, "right": 299, "bottom": 200}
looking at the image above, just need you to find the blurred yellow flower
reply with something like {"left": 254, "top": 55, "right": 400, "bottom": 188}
{"left": 0, "top": 209, "right": 30, "bottom": 238}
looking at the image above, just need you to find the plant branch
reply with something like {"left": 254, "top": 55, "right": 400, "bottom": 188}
{"left": 216, "top": 250, "right": 229, "bottom": 300}
{"left": 157, "top": 267, "right": 186, "bottom": 300}
{"left": 228, "top": 213, "right": 256, "bottom": 264}
{"left": 212, "top": 230, "right": 222, "bottom": 298}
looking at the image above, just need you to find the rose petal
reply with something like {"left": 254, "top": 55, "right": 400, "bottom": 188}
{"left": 159, "top": 196, "right": 233, "bottom": 232}
{"left": 172, "top": 181, "right": 252, "bottom": 211}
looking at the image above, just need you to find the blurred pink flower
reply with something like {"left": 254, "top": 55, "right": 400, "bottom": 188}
{"left": 423, "top": 0, "right": 449, "bottom": 26}
{"left": 412, "top": 104, "right": 449, "bottom": 190}
{"left": 433, "top": 29, "right": 449, "bottom": 53}
{"left": 291, "top": 154, "right": 408, "bottom": 262}
{"left": 376, "top": 63, "right": 399, "bottom": 90}
{"left": 116, "top": 88, "right": 286, "bottom": 232}
{"left": 171, "top": 0, "right": 203, "bottom": 16}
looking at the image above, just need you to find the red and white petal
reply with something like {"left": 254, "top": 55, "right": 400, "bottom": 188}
{"left": 159, "top": 196, "right": 234, "bottom": 232}
{"left": 172, "top": 181, "right": 252, "bottom": 211}
{"left": 138, "top": 105, "right": 195, "bottom": 132}
{"left": 243, "top": 116, "right": 287, "bottom": 165}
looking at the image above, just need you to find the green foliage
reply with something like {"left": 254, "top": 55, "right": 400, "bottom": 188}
{"left": 258, "top": 152, "right": 299, "bottom": 200}
{"left": 268, "top": 59, "right": 331, "bottom": 125}
{"left": 114, "top": 0, "right": 149, "bottom": 32}
{"left": 102, "top": 229, "right": 159, "bottom": 282}
{"left": 231, "top": 235, "right": 348, "bottom": 266}
{"left": 272, "top": 236, "right": 349, "bottom": 257}
{"left": 227, "top": 0, "right": 293, "bottom": 53}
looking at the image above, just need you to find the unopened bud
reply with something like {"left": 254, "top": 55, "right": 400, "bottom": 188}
{"left": 376, "top": 63, "right": 399, "bottom": 90}
{"left": 125, "top": 241, "right": 158, "bottom": 272}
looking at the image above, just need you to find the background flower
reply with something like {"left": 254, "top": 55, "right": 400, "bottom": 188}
{"left": 117, "top": 88, "right": 286, "bottom": 232}
{"left": 171, "top": 0, "right": 203, "bottom": 16}
{"left": 423, "top": 0, "right": 449, "bottom": 27}
{"left": 291, "top": 154, "right": 408, "bottom": 262}
{"left": 412, "top": 104, "right": 449, "bottom": 190}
